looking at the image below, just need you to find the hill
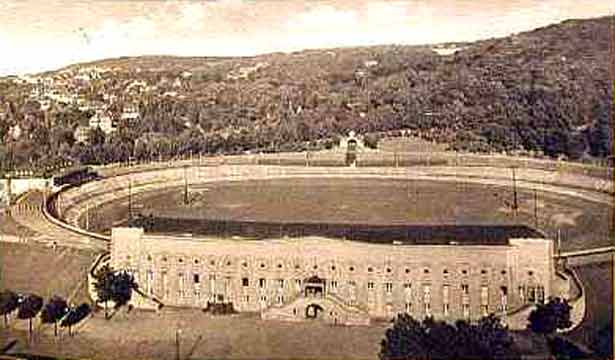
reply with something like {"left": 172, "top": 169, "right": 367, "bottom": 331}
{"left": 0, "top": 16, "right": 612, "bottom": 172}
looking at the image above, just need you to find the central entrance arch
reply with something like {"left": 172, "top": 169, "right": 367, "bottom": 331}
{"left": 305, "top": 303, "right": 324, "bottom": 319}
{"left": 346, "top": 139, "right": 357, "bottom": 167}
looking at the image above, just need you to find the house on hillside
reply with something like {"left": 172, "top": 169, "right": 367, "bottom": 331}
{"left": 89, "top": 110, "right": 116, "bottom": 135}
{"left": 8, "top": 124, "right": 22, "bottom": 140}
{"left": 74, "top": 125, "right": 90, "bottom": 144}
{"left": 120, "top": 106, "right": 140, "bottom": 122}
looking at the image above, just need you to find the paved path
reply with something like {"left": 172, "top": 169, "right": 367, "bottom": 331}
{"left": 558, "top": 246, "right": 615, "bottom": 259}
{"left": 10, "top": 190, "right": 108, "bottom": 252}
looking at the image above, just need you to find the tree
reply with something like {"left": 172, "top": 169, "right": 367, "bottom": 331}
{"left": 60, "top": 303, "right": 91, "bottom": 337}
{"left": 527, "top": 297, "right": 572, "bottom": 336}
{"left": 93, "top": 264, "right": 114, "bottom": 319}
{"left": 110, "top": 270, "right": 138, "bottom": 309}
{"left": 17, "top": 294, "right": 44, "bottom": 336}
{"left": 40, "top": 296, "right": 69, "bottom": 336}
{"left": 588, "top": 102, "right": 612, "bottom": 158}
{"left": 379, "top": 314, "right": 518, "bottom": 360}
{"left": 88, "top": 127, "right": 106, "bottom": 147}
{"left": 93, "top": 265, "right": 138, "bottom": 318}
{"left": 0, "top": 290, "right": 19, "bottom": 327}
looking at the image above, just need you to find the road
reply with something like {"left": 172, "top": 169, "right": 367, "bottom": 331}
{"left": 9, "top": 190, "right": 108, "bottom": 252}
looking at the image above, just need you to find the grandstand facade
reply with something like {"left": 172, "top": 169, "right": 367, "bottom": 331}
{"left": 111, "top": 227, "right": 555, "bottom": 325}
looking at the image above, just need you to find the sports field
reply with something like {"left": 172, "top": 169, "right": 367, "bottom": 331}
{"left": 84, "top": 177, "right": 610, "bottom": 252}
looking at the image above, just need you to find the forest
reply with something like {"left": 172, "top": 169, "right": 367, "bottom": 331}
{"left": 0, "top": 16, "right": 612, "bottom": 175}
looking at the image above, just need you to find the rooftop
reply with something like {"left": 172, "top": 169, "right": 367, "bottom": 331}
{"left": 145, "top": 218, "right": 543, "bottom": 246}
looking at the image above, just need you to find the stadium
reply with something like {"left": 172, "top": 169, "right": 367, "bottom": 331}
{"left": 16, "top": 147, "right": 610, "bottom": 328}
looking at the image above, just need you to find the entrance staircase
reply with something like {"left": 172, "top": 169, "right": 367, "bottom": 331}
{"left": 261, "top": 292, "right": 370, "bottom": 326}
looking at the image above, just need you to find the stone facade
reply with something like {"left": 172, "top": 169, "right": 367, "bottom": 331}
{"left": 111, "top": 227, "right": 554, "bottom": 326}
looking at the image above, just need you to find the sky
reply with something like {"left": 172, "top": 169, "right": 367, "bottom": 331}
{"left": 0, "top": 0, "right": 613, "bottom": 76}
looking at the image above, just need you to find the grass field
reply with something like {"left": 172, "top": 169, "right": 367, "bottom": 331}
{"left": 85, "top": 177, "right": 610, "bottom": 252}
{"left": 0, "top": 242, "right": 96, "bottom": 305}
{"left": 568, "top": 261, "right": 614, "bottom": 354}
{"left": 0, "top": 210, "right": 37, "bottom": 238}
{"left": 2, "top": 308, "right": 388, "bottom": 360}
{"left": 1, "top": 306, "right": 556, "bottom": 360}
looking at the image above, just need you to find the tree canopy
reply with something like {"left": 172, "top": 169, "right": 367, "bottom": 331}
{"left": 0, "top": 17, "right": 613, "bottom": 175}
{"left": 0, "top": 290, "right": 20, "bottom": 326}
{"left": 60, "top": 303, "right": 91, "bottom": 336}
{"left": 527, "top": 297, "right": 572, "bottom": 335}
{"left": 93, "top": 265, "right": 138, "bottom": 318}
{"left": 17, "top": 293, "right": 44, "bottom": 335}
{"left": 379, "top": 314, "right": 518, "bottom": 360}
{"left": 40, "top": 296, "right": 69, "bottom": 336}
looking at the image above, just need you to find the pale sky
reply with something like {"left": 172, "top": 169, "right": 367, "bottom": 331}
{"left": 0, "top": 0, "right": 613, "bottom": 75}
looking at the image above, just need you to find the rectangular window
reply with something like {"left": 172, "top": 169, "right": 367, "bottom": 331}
{"left": 404, "top": 283, "right": 412, "bottom": 301}
{"left": 330, "top": 280, "right": 338, "bottom": 290}
{"left": 527, "top": 287, "right": 536, "bottom": 303}
{"left": 277, "top": 279, "right": 284, "bottom": 289}
{"left": 461, "top": 284, "right": 469, "bottom": 295}
{"left": 367, "top": 281, "right": 375, "bottom": 290}
{"left": 423, "top": 285, "right": 431, "bottom": 301}
{"left": 480, "top": 286, "right": 489, "bottom": 306}
{"left": 500, "top": 286, "right": 508, "bottom": 311}
{"left": 244, "top": 295, "right": 250, "bottom": 303}
{"left": 178, "top": 272, "right": 185, "bottom": 298}
{"left": 443, "top": 303, "right": 450, "bottom": 316}
{"left": 423, "top": 285, "right": 431, "bottom": 314}
{"left": 462, "top": 303, "right": 470, "bottom": 318}
{"left": 537, "top": 286, "right": 545, "bottom": 304}
{"left": 194, "top": 289, "right": 201, "bottom": 298}
{"left": 193, "top": 273, "right": 200, "bottom": 284}
{"left": 242, "top": 278, "right": 249, "bottom": 287}
{"left": 146, "top": 270, "right": 154, "bottom": 295}
{"left": 405, "top": 302, "right": 412, "bottom": 313}
{"left": 259, "top": 278, "right": 266, "bottom": 288}
{"left": 384, "top": 282, "right": 393, "bottom": 294}
{"left": 277, "top": 295, "right": 284, "bottom": 304}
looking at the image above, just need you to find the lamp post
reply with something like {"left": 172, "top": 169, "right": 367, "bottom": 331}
{"left": 511, "top": 166, "right": 518, "bottom": 219}
{"left": 128, "top": 178, "right": 133, "bottom": 223}
{"left": 183, "top": 166, "right": 189, "bottom": 205}
{"left": 175, "top": 327, "right": 182, "bottom": 360}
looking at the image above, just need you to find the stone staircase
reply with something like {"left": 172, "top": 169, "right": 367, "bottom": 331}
{"left": 261, "top": 292, "right": 370, "bottom": 326}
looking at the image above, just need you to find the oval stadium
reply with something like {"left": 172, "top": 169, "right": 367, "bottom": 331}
{"left": 9, "top": 151, "right": 610, "bottom": 331}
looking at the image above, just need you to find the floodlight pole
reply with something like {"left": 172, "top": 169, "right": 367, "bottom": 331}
{"left": 557, "top": 228, "right": 562, "bottom": 257}
{"left": 533, "top": 187, "right": 538, "bottom": 229}
{"left": 183, "top": 166, "right": 188, "bottom": 205}
{"left": 175, "top": 328, "right": 181, "bottom": 360}
{"left": 511, "top": 167, "right": 518, "bottom": 219}
{"left": 128, "top": 179, "right": 133, "bottom": 223}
